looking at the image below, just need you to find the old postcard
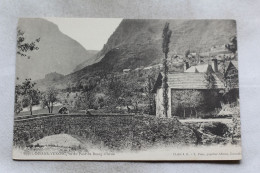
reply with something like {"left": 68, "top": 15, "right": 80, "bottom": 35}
{"left": 13, "top": 18, "right": 241, "bottom": 160}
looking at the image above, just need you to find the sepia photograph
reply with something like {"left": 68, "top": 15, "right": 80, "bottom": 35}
{"left": 13, "top": 18, "right": 241, "bottom": 160}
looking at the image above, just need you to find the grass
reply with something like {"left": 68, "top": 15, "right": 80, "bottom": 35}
{"left": 17, "top": 106, "right": 60, "bottom": 117}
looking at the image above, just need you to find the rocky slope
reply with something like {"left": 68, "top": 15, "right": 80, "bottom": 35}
{"left": 36, "top": 19, "right": 237, "bottom": 89}
{"left": 75, "top": 19, "right": 236, "bottom": 72}
{"left": 16, "top": 18, "right": 98, "bottom": 82}
{"left": 73, "top": 50, "right": 98, "bottom": 72}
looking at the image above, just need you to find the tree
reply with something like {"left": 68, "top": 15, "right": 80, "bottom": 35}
{"left": 17, "top": 29, "right": 40, "bottom": 59}
{"left": 180, "top": 91, "right": 189, "bottom": 118}
{"left": 107, "top": 75, "right": 125, "bottom": 103}
{"left": 71, "top": 77, "right": 99, "bottom": 110}
{"left": 41, "top": 87, "right": 58, "bottom": 113}
{"left": 204, "top": 69, "right": 215, "bottom": 89}
{"left": 146, "top": 75, "right": 156, "bottom": 115}
{"left": 189, "top": 90, "right": 204, "bottom": 118}
{"left": 81, "top": 91, "right": 96, "bottom": 110}
{"left": 15, "top": 79, "right": 40, "bottom": 115}
{"left": 225, "top": 36, "right": 237, "bottom": 54}
{"left": 171, "top": 90, "right": 204, "bottom": 118}
{"left": 162, "top": 22, "right": 172, "bottom": 117}
{"left": 14, "top": 85, "right": 23, "bottom": 114}
{"left": 184, "top": 49, "right": 190, "bottom": 58}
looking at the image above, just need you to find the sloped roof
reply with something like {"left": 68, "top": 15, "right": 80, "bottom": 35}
{"left": 168, "top": 73, "right": 225, "bottom": 89}
{"left": 153, "top": 72, "right": 225, "bottom": 92}
{"left": 230, "top": 61, "right": 238, "bottom": 69}
{"left": 224, "top": 60, "right": 238, "bottom": 76}
{"left": 185, "top": 64, "right": 211, "bottom": 73}
{"left": 123, "top": 69, "right": 131, "bottom": 72}
{"left": 185, "top": 66, "right": 196, "bottom": 72}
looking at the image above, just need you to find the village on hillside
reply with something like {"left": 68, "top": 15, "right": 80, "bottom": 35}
{"left": 13, "top": 19, "right": 241, "bottom": 160}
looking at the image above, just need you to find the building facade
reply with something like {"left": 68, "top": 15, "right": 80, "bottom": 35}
{"left": 153, "top": 60, "right": 239, "bottom": 118}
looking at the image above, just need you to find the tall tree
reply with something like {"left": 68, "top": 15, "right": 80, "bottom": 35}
{"left": 41, "top": 87, "right": 58, "bottom": 113}
{"left": 162, "top": 22, "right": 172, "bottom": 118}
{"left": 146, "top": 75, "right": 156, "bottom": 115}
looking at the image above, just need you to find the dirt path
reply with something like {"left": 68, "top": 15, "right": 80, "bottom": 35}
{"left": 180, "top": 118, "right": 232, "bottom": 124}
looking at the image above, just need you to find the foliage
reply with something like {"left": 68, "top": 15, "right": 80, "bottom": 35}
{"left": 15, "top": 79, "right": 40, "bottom": 115}
{"left": 107, "top": 75, "right": 125, "bottom": 100}
{"left": 225, "top": 36, "right": 237, "bottom": 54}
{"left": 184, "top": 49, "right": 190, "bottom": 58}
{"left": 171, "top": 89, "right": 223, "bottom": 118}
{"left": 60, "top": 65, "right": 159, "bottom": 114}
{"left": 204, "top": 70, "right": 215, "bottom": 89}
{"left": 162, "top": 22, "right": 172, "bottom": 118}
{"left": 41, "top": 87, "right": 58, "bottom": 113}
{"left": 14, "top": 85, "right": 23, "bottom": 114}
{"left": 14, "top": 98, "right": 23, "bottom": 115}
{"left": 146, "top": 75, "right": 156, "bottom": 115}
{"left": 17, "top": 29, "right": 40, "bottom": 59}
{"left": 74, "top": 91, "right": 96, "bottom": 110}
{"left": 188, "top": 90, "right": 204, "bottom": 118}
{"left": 13, "top": 115, "right": 196, "bottom": 150}
{"left": 172, "top": 90, "right": 204, "bottom": 118}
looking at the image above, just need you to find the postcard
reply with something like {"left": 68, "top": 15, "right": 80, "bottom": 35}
{"left": 13, "top": 18, "right": 241, "bottom": 160}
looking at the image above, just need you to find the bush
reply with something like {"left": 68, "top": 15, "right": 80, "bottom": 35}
{"left": 14, "top": 115, "right": 197, "bottom": 150}
{"left": 202, "top": 122, "right": 229, "bottom": 137}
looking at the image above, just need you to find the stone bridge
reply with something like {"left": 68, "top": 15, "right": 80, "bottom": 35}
{"left": 13, "top": 113, "right": 134, "bottom": 147}
{"left": 13, "top": 113, "right": 197, "bottom": 150}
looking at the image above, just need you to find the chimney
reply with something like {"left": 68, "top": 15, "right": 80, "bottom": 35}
{"left": 183, "top": 61, "right": 190, "bottom": 71}
{"left": 211, "top": 58, "right": 218, "bottom": 72}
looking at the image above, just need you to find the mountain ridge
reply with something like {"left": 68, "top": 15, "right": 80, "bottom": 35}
{"left": 35, "top": 19, "right": 236, "bottom": 90}
{"left": 16, "top": 18, "right": 98, "bottom": 82}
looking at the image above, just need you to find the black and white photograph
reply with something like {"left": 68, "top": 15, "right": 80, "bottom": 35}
{"left": 12, "top": 18, "right": 241, "bottom": 160}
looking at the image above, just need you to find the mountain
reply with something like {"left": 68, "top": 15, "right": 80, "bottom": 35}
{"left": 35, "top": 19, "right": 237, "bottom": 90}
{"left": 34, "top": 72, "right": 65, "bottom": 91}
{"left": 72, "top": 19, "right": 236, "bottom": 75}
{"left": 95, "top": 19, "right": 236, "bottom": 67}
{"left": 44, "top": 72, "right": 64, "bottom": 81}
{"left": 73, "top": 50, "right": 98, "bottom": 72}
{"left": 16, "top": 18, "right": 98, "bottom": 82}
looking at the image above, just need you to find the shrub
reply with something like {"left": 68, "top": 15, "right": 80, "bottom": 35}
{"left": 14, "top": 115, "right": 196, "bottom": 150}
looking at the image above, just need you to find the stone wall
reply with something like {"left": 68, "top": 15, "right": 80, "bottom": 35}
{"left": 13, "top": 114, "right": 196, "bottom": 150}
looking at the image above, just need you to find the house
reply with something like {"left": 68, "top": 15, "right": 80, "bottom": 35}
{"left": 123, "top": 69, "right": 131, "bottom": 74}
{"left": 210, "top": 45, "right": 231, "bottom": 55}
{"left": 153, "top": 60, "right": 239, "bottom": 118}
{"left": 144, "top": 66, "right": 153, "bottom": 70}
{"left": 223, "top": 61, "right": 239, "bottom": 103}
{"left": 225, "top": 61, "right": 238, "bottom": 81}
{"left": 153, "top": 72, "right": 225, "bottom": 118}
{"left": 184, "top": 64, "right": 212, "bottom": 73}
{"left": 184, "top": 58, "right": 218, "bottom": 73}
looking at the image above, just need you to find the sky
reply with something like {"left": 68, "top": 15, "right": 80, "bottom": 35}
{"left": 45, "top": 18, "right": 122, "bottom": 50}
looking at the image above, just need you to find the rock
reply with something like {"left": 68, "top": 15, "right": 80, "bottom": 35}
{"left": 32, "top": 134, "right": 82, "bottom": 148}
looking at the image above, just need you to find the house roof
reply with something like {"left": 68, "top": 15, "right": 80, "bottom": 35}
{"left": 123, "top": 69, "right": 131, "bottom": 72}
{"left": 230, "top": 61, "right": 238, "bottom": 69}
{"left": 153, "top": 72, "right": 225, "bottom": 92}
{"left": 223, "top": 61, "right": 238, "bottom": 76}
{"left": 144, "top": 66, "right": 153, "bottom": 70}
{"left": 168, "top": 73, "right": 225, "bottom": 89}
{"left": 185, "top": 64, "right": 211, "bottom": 73}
